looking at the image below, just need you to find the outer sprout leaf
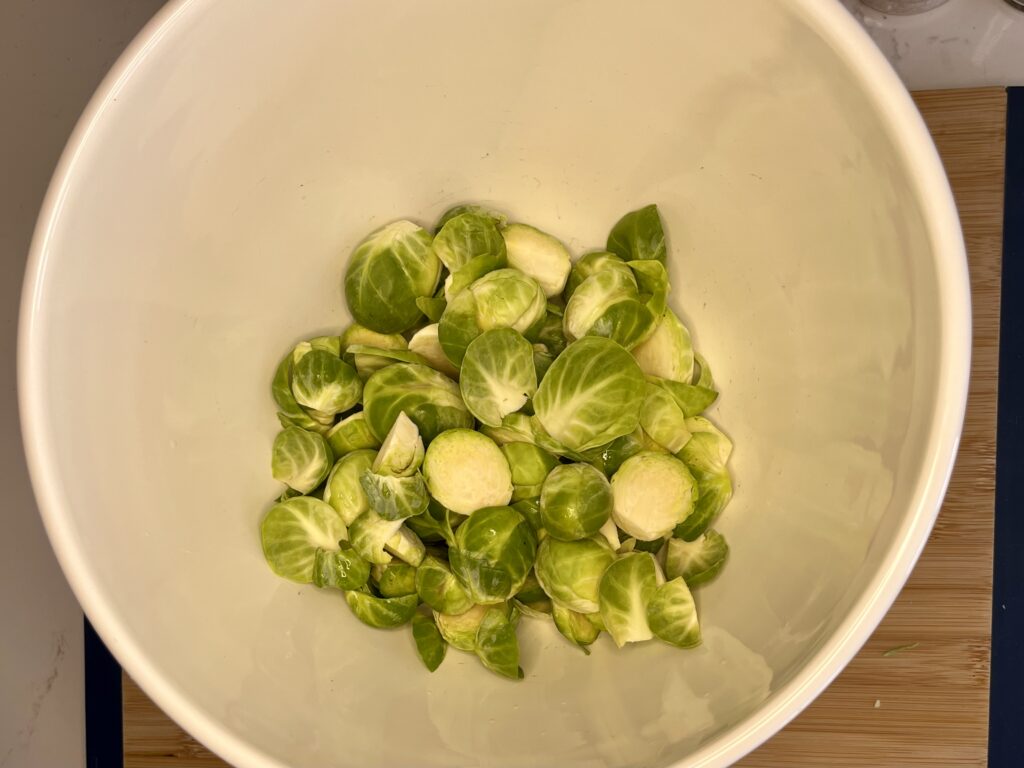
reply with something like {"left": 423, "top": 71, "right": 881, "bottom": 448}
{"left": 412, "top": 612, "right": 448, "bottom": 672}
{"left": 325, "top": 414, "right": 381, "bottom": 457}
{"left": 460, "top": 328, "right": 538, "bottom": 427}
{"left": 552, "top": 603, "right": 600, "bottom": 654}
{"left": 376, "top": 562, "right": 418, "bottom": 597}
{"left": 475, "top": 605, "right": 524, "bottom": 680}
{"left": 598, "top": 552, "right": 660, "bottom": 647}
{"left": 323, "top": 449, "right": 376, "bottom": 524}
{"left": 639, "top": 383, "right": 692, "bottom": 453}
{"left": 433, "top": 212, "right": 507, "bottom": 273}
{"left": 261, "top": 497, "right": 347, "bottom": 583}
{"left": 502, "top": 442, "right": 558, "bottom": 502}
{"left": 272, "top": 352, "right": 321, "bottom": 432}
{"left": 312, "top": 542, "right": 370, "bottom": 590}
{"left": 345, "top": 590, "right": 418, "bottom": 629}
{"left": 362, "top": 363, "right": 473, "bottom": 443}
{"left": 663, "top": 530, "right": 729, "bottom": 585}
{"left": 449, "top": 506, "right": 537, "bottom": 604}
{"left": 434, "top": 603, "right": 492, "bottom": 651}
{"left": 564, "top": 251, "right": 632, "bottom": 301}
{"left": 416, "top": 555, "right": 474, "bottom": 615}
{"left": 606, "top": 204, "right": 667, "bottom": 264}
{"left": 435, "top": 203, "right": 506, "bottom": 233}
{"left": 348, "top": 509, "right": 403, "bottom": 565}
{"left": 346, "top": 345, "right": 429, "bottom": 381}
{"left": 408, "top": 324, "right": 460, "bottom": 379}
{"left": 646, "top": 578, "right": 701, "bottom": 648}
{"left": 631, "top": 309, "right": 695, "bottom": 384}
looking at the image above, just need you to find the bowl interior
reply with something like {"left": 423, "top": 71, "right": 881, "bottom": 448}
{"left": 23, "top": 0, "right": 961, "bottom": 766}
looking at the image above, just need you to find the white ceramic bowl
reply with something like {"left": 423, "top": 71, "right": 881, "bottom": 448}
{"left": 20, "top": 1, "right": 969, "bottom": 766}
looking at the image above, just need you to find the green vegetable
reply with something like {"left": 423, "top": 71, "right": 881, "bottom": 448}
{"left": 639, "top": 383, "right": 692, "bottom": 453}
{"left": 322, "top": 449, "right": 376, "bottom": 524}
{"left": 534, "top": 537, "right": 614, "bottom": 614}
{"left": 372, "top": 412, "right": 424, "bottom": 477}
{"left": 422, "top": 429, "right": 513, "bottom": 515}
{"left": 411, "top": 612, "right": 448, "bottom": 671}
{"left": 408, "top": 324, "right": 461, "bottom": 379}
{"left": 598, "top": 552, "right": 660, "bottom": 647}
{"left": 415, "top": 555, "right": 474, "bottom": 615}
{"left": 325, "top": 413, "right": 381, "bottom": 456}
{"left": 564, "top": 251, "right": 633, "bottom": 300}
{"left": 348, "top": 509, "right": 404, "bottom": 565}
{"left": 539, "top": 463, "right": 612, "bottom": 541}
{"left": 631, "top": 309, "right": 694, "bottom": 384}
{"left": 664, "top": 530, "right": 729, "bottom": 586}
{"left": 261, "top": 497, "right": 347, "bottom": 583}
{"left": 384, "top": 526, "right": 426, "bottom": 567}
{"left": 375, "top": 562, "right": 418, "bottom": 597}
{"left": 553, "top": 603, "right": 600, "bottom": 654}
{"left": 344, "top": 220, "right": 441, "bottom": 333}
{"left": 449, "top": 506, "right": 537, "bottom": 604}
{"left": 434, "top": 212, "right": 508, "bottom": 298}
{"left": 502, "top": 223, "right": 571, "bottom": 298}
{"left": 512, "top": 572, "right": 553, "bottom": 617}
{"left": 459, "top": 328, "right": 537, "bottom": 427}
{"left": 362, "top": 363, "right": 473, "bottom": 443}
{"left": 502, "top": 442, "right": 558, "bottom": 502}
{"left": 405, "top": 499, "right": 456, "bottom": 546}
{"left": 646, "top": 578, "right": 701, "bottom": 648}
{"left": 340, "top": 323, "right": 407, "bottom": 352}
{"left": 673, "top": 417, "right": 733, "bottom": 540}
{"left": 271, "top": 426, "right": 333, "bottom": 494}
{"left": 345, "top": 589, "right": 419, "bottom": 628}
{"left": 435, "top": 603, "right": 491, "bottom": 651}
{"left": 606, "top": 204, "right": 666, "bottom": 264}
{"left": 345, "top": 345, "right": 429, "bottom": 381}
{"left": 290, "top": 348, "right": 362, "bottom": 415}
{"left": 475, "top": 604, "right": 523, "bottom": 679}
{"left": 435, "top": 203, "right": 506, "bottom": 233}
{"left": 312, "top": 542, "right": 370, "bottom": 590}
{"left": 562, "top": 261, "right": 666, "bottom": 350}
{"left": 611, "top": 452, "right": 697, "bottom": 541}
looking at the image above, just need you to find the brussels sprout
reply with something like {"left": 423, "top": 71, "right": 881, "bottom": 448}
{"left": 611, "top": 452, "right": 697, "bottom": 541}
{"left": 325, "top": 413, "right": 381, "bottom": 456}
{"left": 322, "top": 449, "right": 376, "bottom": 524}
{"left": 598, "top": 518, "right": 621, "bottom": 551}
{"left": 438, "top": 268, "right": 547, "bottom": 366}
{"left": 673, "top": 471, "right": 731, "bottom": 542}
{"left": 405, "top": 499, "right": 456, "bottom": 546}
{"left": 646, "top": 577, "right": 701, "bottom": 648}
{"left": 434, "top": 213, "right": 508, "bottom": 299}
{"left": 502, "top": 442, "right": 558, "bottom": 502}
{"left": 534, "top": 537, "right": 614, "bottom": 614}
{"left": 511, "top": 499, "right": 544, "bottom": 535}
{"left": 416, "top": 294, "right": 448, "bottom": 324}
{"left": 564, "top": 251, "right": 634, "bottom": 301}
{"left": 449, "top": 506, "right": 537, "bottom": 604}
{"left": 415, "top": 555, "right": 474, "bottom": 615}
{"left": 375, "top": 562, "right": 418, "bottom": 597}
{"left": 348, "top": 509, "right": 404, "bottom": 565}
{"left": 346, "top": 345, "right": 429, "bottom": 380}
{"left": 673, "top": 417, "right": 733, "bottom": 541}
{"left": 598, "top": 552, "right": 660, "bottom": 647}
{"left": 412, "top": 611, "right": 447, "bottom": 672}
{"left": 631, "top": 309, "right": 694, "bottom": 384}
{"left": 480, "top": 412, "right": 537, "bottom": 446}
{"left": 578, "top": 428, "right": 646, "bottom": 476}
{"left": 312, "top": 542, "right": 370, "bottom": 590}
{"left": 563, "top": 266, "right": 659, "bottom": 350}
{"left": 533, "top": 337, "right": 646, "bottom": 452}
{"left": 628, "top": 259, "right": 669, "bottom": 321}
{"left": 384, "top": 526, "right": 426, "bottom": 566}
{"left": 639, "top": 383, "right": 692, "bottom": 453}
{"left": 340, "top": 323, "right": 408, "bottom": 352}
{"left": 372, "top": 412, "right": 424, "bottom": 477}
{"left": 475, "top": 604, "right": 524, "bottom": 679}
{"left": 435, "top": 203, "right": 507, "bottom": 233}
{"left": 408, "top": 324, "right": 461, "bottom": 379}
{"left": 362, "top": 363, "right": 473, "bottom": 443}
{"left": 664, "top": 530, "right": 729, "bottom": 586}
{"left": 261, "top": 497, "right": 347, "bottom": 583}
{"left": 552, "top": 603, "right": 600, "bottom": 654}
{"left": 501, "top": 223, "right": 571, "bottom": 298}
{"left": 512, "top": 573, "right": 553, "bottom": 617}
{"left": 271, "top": 426, "right": 333, "bottom": 494}
{"left": 344, "top": 220, "right": 441, "bottom": 333}
{"left": 435, "top": 603, "right": 492, "bottom": 651}
{"left": 606, "top": 204, "right": 667, "bottom": 264}
{"left": 586, "top": 610, "right": 607, "bottom": 632}
{"left": 459, "top": 328, "right": 537, "bottom": 427}
{"left": 272, "top": 352, "right": 323, "bottom": 432}
{"left": 533, "top": 309, "right": 568, "bottom": 357}
{"left": 537, "top": 463, "right": 612, "bottom": 541}
{"left": 678, "top": 416, "right": 733, "bottom": 473}
{"left": 650, "top": 377, "right": 718, "bottom": 418}
{"left": 345, "top": 589, "right": 419, "bottom": 629}
{"left": 422, "top": 429, "right": 513, "bottom": 515}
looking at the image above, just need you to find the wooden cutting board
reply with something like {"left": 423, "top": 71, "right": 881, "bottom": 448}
{"left": 122, "top": 88, "right": 1004, "bottom": 768}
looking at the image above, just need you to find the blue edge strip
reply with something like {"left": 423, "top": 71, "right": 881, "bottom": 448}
{"left": 991, "top": 86, "right": 1024, "bottom": 767}
{"left": 82, "top": 88, "right": 1024, "bottom": 768}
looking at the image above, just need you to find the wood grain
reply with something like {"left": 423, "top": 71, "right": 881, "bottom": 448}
{"left": 122, "top": 88, "right": 1005, "bottom": 768}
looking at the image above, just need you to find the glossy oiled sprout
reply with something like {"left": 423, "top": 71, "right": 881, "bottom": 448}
{"left": 260, "top": 203, "right": 734, "bottom": 680}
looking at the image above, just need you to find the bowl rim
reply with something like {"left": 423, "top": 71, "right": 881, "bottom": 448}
{"left": 18, "top": 1, "right": 971, "bottom": 766}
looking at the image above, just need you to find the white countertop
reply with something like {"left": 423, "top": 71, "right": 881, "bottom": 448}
{"left": 0, "top": 1, "right": 1020, "bottom": 766}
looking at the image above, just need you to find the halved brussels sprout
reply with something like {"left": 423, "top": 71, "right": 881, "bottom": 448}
{"left": 271, "top": 426, "right": 333, "bottom": 494}
{"left": 646, "top": 577, "right": 701, "bottom": 648}
{"left": 564, "top": 251, "right": 633, "bottom": 301}
{"left": 598, "top": 552, "right": 661, "bottom": 647}
{"left": 502, "top": 442, "right": 558, "bottom": 502}
{"left": 533, "top": 336, "right": 646, "bottom": 452}
{"left": 348, "top": 509, "right": 403, "bottom": 565}
{"left": 631, "top": 309, "right": 694, "bottom": 384}
{"left": 552, "top": 603, "right": 600, "bottom": 654}
{"left": 611, "top": 452, "right": 697, "bottom": 541}
{"left": 512, "top": 573, "right": 553, "bottom": 617}
{"left": 435, "top": 203, "right": 506, "bottom": 233}
{"left": 563, "top": 266, "right": 659, "bottom": 350}
{"left": 539, "top": 463, "right": 612, "bottom": 541}
{"left": 362, "top": 363, "right": 473, "bottom": 443}
{"left": 375, "top": 562, "right": 418, "bottom": 597}
{"left": 372, "top": 412, "right": 424, "bottom": 477}
{"left": 312, "top": 542, "right": 370, "bottom": 591}
{"left": 434, "top": 213, "right": 508, "bottom": 299}
{"left": 438, "top": 268, "right": 546, "bottom": 366}
{"left": 434, "top": 603, "right": 498, "bottom": 651}
{"left": 345, "top": 345, "right": 429, "bottom": 381}
{"left": 422, "top": 429, "right": 513, "bottom": 515}
{"left": 663, "top": 530, "right": 729, "bottom": 586}
{"left": 408, "top": 324, "right": 460, "bottom": 379}
{"left": 502, "top": 223, "right": 571, "bottom": 298}
{"left": 412, "top": 611, "right": 447, "bottom": 672}
{"left": 459, "top": 328, "right": 537, "bottom": 427}
{"left": 261, "top": 497, "right": 346, "bottom": 583}
{"left": 344, "top": 220, "right": 441, "bottom": 333}
{"left": 534, "top": 537, "right": 614, "bottom": 614}
{"left": 385, "top": 526, "right": 426, "bottom": 567}
{"left": 639, "top": 383, "right": 692, "bottom": 453}
{"left": 322, "top": 449, "right": 376, "bottom": 524}
{"left": 290, "top": 348, "right": 362, "bottom": 417}
{"left": 449, "top": 506, "right": 537, "bottom": 604}
{"left": 340, "top": 323, "right": 408, "bottom": 352}
{"left": 345, "top": 589, "right": 418, "bottom": 629}
{"left": 606, "top": 204, "right": 667, "bottom": 264}
{"left": 325, "top": 413, "right": 381, "bottom": 456}
{"left": 475, "top": 604, "right": 523, "bottom": 679}
{"left": 673, "top": 417, "right": 733, "bottom": 541}
{"left": 415, "top": 555, "right": 474, "bottom": 615}
{"left": 272, "top": 351, "right": 323, "bottom": 432}
{"left": 533, "top": 308, "right": 568, "bottom": 358}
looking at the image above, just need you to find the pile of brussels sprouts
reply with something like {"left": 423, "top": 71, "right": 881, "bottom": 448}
{"left": 261, "top": 203, "right": 733, "bottom": 679}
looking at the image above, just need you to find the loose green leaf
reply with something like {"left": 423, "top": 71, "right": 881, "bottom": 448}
{"left": 449, "top": 506, "right": 537, "bottom": 604}
{"left": 312, "top": 542, "right": 370, "bottom": 590}
{"left": 416, "top": 555, "right": 474, "bottom": 615}
{"left": 534, "top": 537, "right": 614, "bottom": 614}
{"left": 362, "top": 363, "right": 473, "bottom": 443}
{"left": 325, "top": 413, "right": 381, "bottom": 457}
{"left": 598, "top": 552, "right": 660, "bottom": 647}
{"left": 664, "top": 530, "right": 729, "bottom": 585}
{"left": 322, "top": 449, "right": 376, "bottom": 524}
{"left": 345, "top": 589, "right": 418, "bottom": 628}
{"left": 606, "top": 204, "right": 667, "bottom": 264}
{"left": 475, "top": 605, "right": 524, "bottom": 679}
{"left": 646, "top": 577, "right": 701, "bottom": 648}
{"left": 552, "top": 603, "right": 600, "bottom": 654}
{"left": 412, "top": 612, "right": 448, "bottom": 671}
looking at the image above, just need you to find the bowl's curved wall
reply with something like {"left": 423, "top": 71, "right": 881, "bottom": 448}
{"left": 20, "top": 0, "right": 968, "bottom": 766}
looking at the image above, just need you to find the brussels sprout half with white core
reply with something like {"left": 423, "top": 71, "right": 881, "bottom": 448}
{"left": 359, "top": 471, "right": 430, "bottom": 521}
{"left": 272, "top": 352, "right": 323, "bottom": 432}
{"left": 631, "top": 309, "right": 694, "bottom": 384}
{"left": 345, "top": 589, "right": 419, "bottom": 629}
{"left": 385, "top": 526, "right": 426, "bottom": 567}
{"left": 564, "top": 251, "right": 633, "bottom": 301}
{"left": 553, "top": 603, "right": 600, "bottom": 654}
{"left": 598, "top": 551, "right": 662, "bottom": 647}
{"left": 449, "top": 506, "right": 538, "bottom": 604}
{"left": 344, "top": 220, "right": 441, "bottom": 334}
{"left": 416, "top": 555, "right": 474, "bottom": 615}
{"left": 408, "top": 324, "right": 461, "bottom": 379}
{"left": 534, "top": 537, "right": 614, "bottom": 614}
{"left": 348, "top": 509, "right": 404, "bottom": 565}
{"left": 261, "top": 497, "right": 347, "bottom": 583}
{"left": 639, "top": 383, "right": 692, "bottom": 454}
{"left": 323, "top": 449, "right": 376, "bottom": 524}
{"left": 438, "top": 268, "right": 546, "bottom": 366}
{"left": 459, "top": 328, "right": 537, "bottom": 427}
{"left": 533, "top": 336, "right": 646, "bottom": 453}
{"left": 539, "top": 463, "right": 612, "bottom": 541}
{"left": 422, "top": 429, "right": 513, "bottom": 515}
{"left": 606, "top": 203, "right": 667, "bottom": 265}
{"left": 475, "top": 604, "right": 524, "bottom": 680}
{"left": 663, "top": 529, "right": 729, "bottom": 586}
{"left": 412, "top": 612, "right": 447, "bottom": 672}
{"left": 611, "top": 452, "right": 697, "bottom": 541}
{"left": 502, "top": 223, "right": 571, "bottom": 298}
{"left": 373, "top": 412, "right": 424, "bottom": 477}
{"left": 646, "top": 577, "right": 701, "bottom": 648}
{"left": 435, "top": 603, "right": 493, "bottom": 651}
{"left": 312, "top": 542, "right": 370, "bottom": 591}
{"left": 362, "top": 363, "right": 473, "bottom": 443}
{"left": 271, "top": 426, "right": 333, "bottom": 494}
{"left": 325, "top": 413, "right": 381, "bottom": 457}
{"left": 502, "top": 441, "right": 558, "bottom": 502}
